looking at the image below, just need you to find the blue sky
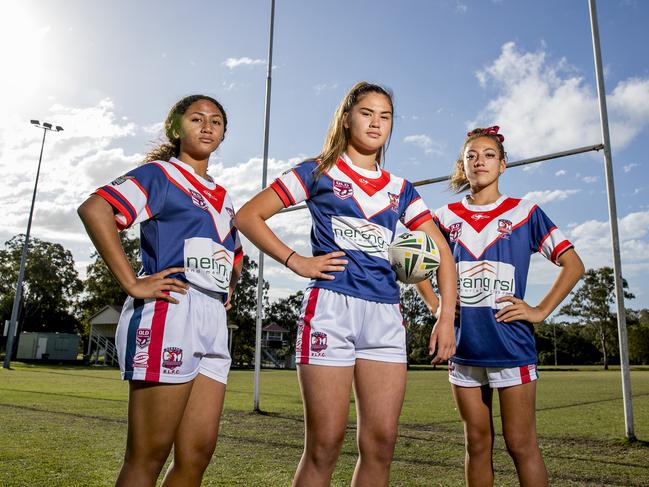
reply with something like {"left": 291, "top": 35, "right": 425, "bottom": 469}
{"left": 1, "top": 0, "right": 648, "bottom": 314}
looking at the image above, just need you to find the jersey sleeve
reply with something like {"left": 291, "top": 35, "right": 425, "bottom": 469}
{"left": 530, "top": 206, "right": 573, "bottom": 265}
{"left": 270, "top": 161, "right": 316, "bottom": 207}
{"left": 400, "top": 181, "right": 433, "bottom": 230}
{"left": 432, "top": 208, "right": 453, "bottom": 247}
{"left": 94, "top": 163, "right": 169, "bottom": 230}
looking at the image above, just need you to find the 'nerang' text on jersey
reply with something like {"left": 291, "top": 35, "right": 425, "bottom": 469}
{"left": 271, "top": 155, "right": 432, "bottom": 304}
{"left": 95, "top": 157, "right": 243, "bottom": 302}
{"left": 435, "top": 195, "right": 572, "bottom": 367}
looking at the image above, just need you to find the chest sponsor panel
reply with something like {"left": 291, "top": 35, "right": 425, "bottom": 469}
{"left": 331, "top": 216, "right": 393, "bottom": 260}
{"left": 183, "top": 237, "right": 233, "bottom": 293}
{"left": 457, "top": 260, "right": 515, "bottom": 309}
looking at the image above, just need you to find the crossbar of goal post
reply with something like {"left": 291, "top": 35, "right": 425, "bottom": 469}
{"left": 277, "top": 143, "right": 605, "bottom": 214}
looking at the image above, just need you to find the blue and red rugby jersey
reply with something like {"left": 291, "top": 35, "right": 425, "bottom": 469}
{"left": 434, "top": 195, "right": 573, "bottom": 367}
{"left": 95, "top": 157, "right": 243, "bottom": 302}
{"left": 271, "top": 154, "right": 432, "bottom": 304}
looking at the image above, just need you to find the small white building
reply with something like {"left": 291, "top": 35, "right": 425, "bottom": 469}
{"left": 17, "top": 332, "right": 80, "bottom": 361}
{"left": 87, "top": 305, "right": 121, "bottom": 365}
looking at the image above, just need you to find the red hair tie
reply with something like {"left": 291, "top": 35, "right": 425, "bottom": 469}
{"left": 467, "top": 125, "right": 505, "bottom": 142}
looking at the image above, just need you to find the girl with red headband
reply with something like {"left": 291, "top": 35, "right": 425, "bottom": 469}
{"left": 433, "top": 126, "right": 584, "bottom": 486}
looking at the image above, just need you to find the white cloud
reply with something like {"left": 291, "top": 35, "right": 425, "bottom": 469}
{"left": 623, "top": 163, "right": 639, "bottom": 173}
{"left": 555, "top": 169, "right": 566, "bottom": 176}
{"left": 522, "top": 189, "right": 580, "bottom": 204}
{"left": 472, "top": 42, "right": 649, "bottom": 158}
{"left": 313, "top": 83, "right": 339, "bottom": 94}
{"left": 403, "top": 134, "right": 444, "bottom": 156}
{"left": 582, "top": 175, "right": 598, "bottom": 183}
{"left": 222, "top": 57, "right": 265, "bottom": 69}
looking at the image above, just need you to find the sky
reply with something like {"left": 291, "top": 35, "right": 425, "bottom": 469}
{"left": 1, "top": 0, "right": 648, "bottom": 316}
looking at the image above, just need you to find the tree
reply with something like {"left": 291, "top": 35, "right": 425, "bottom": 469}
{"left": 0, "top": 235, "right": 82, "bottom": 335}
{"left": 628, "top": 309, "right": 649, "bottom": 365}
{"left": 79, "top": 231, "right": 140, "bottom": 330}
{"left": 264, "top": 290, "right": 304, "bottom": 359}
{"left": 560, "top": 267, "right": 634, "bottom": 369}
{"left": 535, "top": 321, "right": 601, "bottom": 366}
{"left": 228, "top": 255, "right": 269, "bottom": 367}
{"left": 400, "top": 283, "right": 436, "bottom": 364}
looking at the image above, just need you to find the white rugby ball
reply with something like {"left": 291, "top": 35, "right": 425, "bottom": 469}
{"left": 388, "top": 230, "right": 440, "bottom": 284}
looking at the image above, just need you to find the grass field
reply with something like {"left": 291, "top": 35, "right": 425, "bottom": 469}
{"left": 1, "top": 363, "right": 648, "bottom": 486}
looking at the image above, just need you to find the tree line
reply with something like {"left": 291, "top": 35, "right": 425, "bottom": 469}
{"left": 1, "top": 234, "right": 648, "bottom": 367}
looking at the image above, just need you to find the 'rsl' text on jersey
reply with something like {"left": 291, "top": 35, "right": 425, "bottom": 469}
{"left": 331, "top": 216, "right": 393, "bottom": 260}
{"left": 457, "top": 260, "right": 515, "bottom": 309}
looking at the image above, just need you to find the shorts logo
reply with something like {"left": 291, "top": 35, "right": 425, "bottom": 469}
{"left": 189, "top": 189, "right": 209, "bottom": 211}
{"left": 333, "top": 180, "right": 353, "bottom": 200}
{"left": 388, "top": 192, "right": 400, "bottom": 213}
{"left": 498, "top": 219, "right": 512, "bottom": 239}
{"left": 136, "top": 329, "right": 151, "bottom": 348}
{"left": 111, "top": 175, "right": 134, "bottom": 186}
{"left": 133, "top": 352, "right": 149, "bottom": 368}
{"left": 449, "top": 222, "right": 463, "bottom": 242}
{"left": 311, "top": 331, "right": 328, "bottom": 353}
{"left": 162, "top": 347, "right": 183, "bottom": 369}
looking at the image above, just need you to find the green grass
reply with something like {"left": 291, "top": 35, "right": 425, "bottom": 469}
{"left": 1, "top": 363, "right": 648, "bottom": 486}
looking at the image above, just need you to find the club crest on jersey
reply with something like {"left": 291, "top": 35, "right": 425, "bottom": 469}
{"left": 449, "top": 222, "right": 463, "bottom": 242}
{"left": 133, "top": 352, "right": 149, "bottom": 368}
{"left": 311, "top": 331, "right": 328, "bottom": 352}
{"left": 498, "top": 219, "right": 512, "bottom": 239}
{"left": 111, "top": 175, "right": 134, "bottom": 186}
{"left": 188, "top": 189, "right": 209, "bottom": 211}
{"left": 136, "top": 329, "right": 151, "bottom": 348}
{"left": 333, "top": 180, "right": 353, "bottom": 200}
{"left": 162, "top": 347, "right": 183, "bottom": 369}
{"left": 388, "top": 192, "right": 400, "bottom": 213}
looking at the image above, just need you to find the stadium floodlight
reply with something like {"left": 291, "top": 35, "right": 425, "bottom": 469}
{"left": 3, "top": 120, "right": 64, "bottom": 369}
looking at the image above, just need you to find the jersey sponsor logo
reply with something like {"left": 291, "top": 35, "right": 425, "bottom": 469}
{"left": 133, "top": 352, "right": 149, "bottom": 368}
{"left": 457, "top": 260, "right": 515, "bottom": 309}
{"left": 332, "top": 180, "right": 353, "bottom": 200}
{"left": 311, "top": 331, "right": 328, "bottom": 353}
{"left": 388, "top": 192, "right": 400, "bottom": 213}
{"left": 498, "top": 219, "right": 512, "bottom": 239}
{"left": 449, "top": 222, "right": 463, "bottom": 242}
{"left": 136, "top": 329, "right": 151, "bottom": 348}
{"left": 184, "top": 237, "right": 233, "bottom": 292}
{"left": 471, "top": 213, "right": 490, "bottom": 221}
{"left": 111, "top": 175, "right": 134, "bottom": 186}
{"left": 331, "top": 216, "right": 393, "bottom": 259}
{"left": 162, "top": 347, "right": 183, "bottom": 369}
{"left": 189, "top": 189, "right": 209, "bottom": 211}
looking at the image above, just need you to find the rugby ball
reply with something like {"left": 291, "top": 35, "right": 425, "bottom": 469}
{"left": 388, "top": 231, "right": 440, "bottom": 284}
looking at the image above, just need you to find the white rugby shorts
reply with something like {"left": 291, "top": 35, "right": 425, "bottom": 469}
{"left": 115, "top": 287, "right": 231, "bottom": 384}
{"left": 295, "top": 287, "right": 407, "bottom": 366}
{"left": 448, "top": 362, "right": 538, "bottom": 388}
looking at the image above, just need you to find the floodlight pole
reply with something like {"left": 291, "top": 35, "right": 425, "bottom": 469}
{"left": 254, "top": 0, "right": 276, "bottom": 412}
{"left": 3, "top": 121, "right": 63, "bottom": 369}
{"left": 588, "top": 0, "right": 635, "bottom": 441}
